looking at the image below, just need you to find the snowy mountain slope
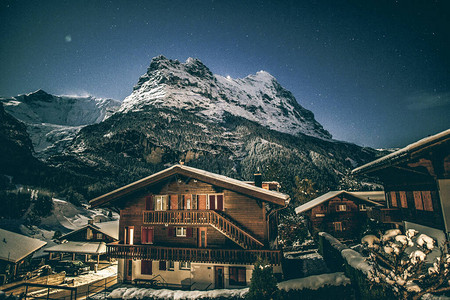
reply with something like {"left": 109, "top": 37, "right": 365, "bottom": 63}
{"left": 119, "top": 56, "right": 331, "bottom": 139}
{"left": 0, "top": 90, "right": 120, "bottom": 158}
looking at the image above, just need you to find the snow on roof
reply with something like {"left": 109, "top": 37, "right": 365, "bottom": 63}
{"left": 95, "top": 220, "right": 119, "bottom": 240}
{"left": 277, "top": 272, "right": 350, "bottom": 291}
{"left": 44, "top": 241, "right": 107, "bottom": 255}
{"left": 0, "top": 229, "right": 47, "bottom": 263}
{"left": 352, "top": 129, "right": 450, "bottom": 175}
{"left": 295, "top": 190, "right": 382, "bottom": 214}
{"left": 59, "top": 220, "right": 119, "bottom": 241}
{"left": 90, "top": 164, "right": 290, "bottom": 208}
{"left": 348, "top": 191, "right": 385, "bottom": 203}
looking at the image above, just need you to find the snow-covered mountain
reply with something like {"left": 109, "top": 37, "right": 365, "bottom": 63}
{"left": 120, "top": 56, "right": 331, "bottom": 140}
{"left": 0, "top": 90, "right": 120, "bottom": 158}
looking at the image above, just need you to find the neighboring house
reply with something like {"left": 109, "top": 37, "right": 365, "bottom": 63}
{"left": 89, "top": 164, "right": 289, "bottom": 290}
{"left": 295, "top": 191, "right": 383, "bottom": 241}
{"left": 0, "top": 229, "right": 47, "bottom": 285}
{"left": 44, "top": 219, "right": 119, "bottom": 264}
{"left": 352, "top": 129, "right": 449, "bottom": 245}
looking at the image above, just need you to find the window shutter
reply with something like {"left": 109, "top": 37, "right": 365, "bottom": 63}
{"left": 422, "top": 191, "right": 433, "bottom": 211}
{"left": 142, "top": 227, "right": 147, "bottom": 244}
{"left": 217, "top": 195, "right": 223, "bottom": 211}
{"left": 186, "top": 227, "right": 193, "bottom": 238}
{"left": 209, "top": 195, "right": 216, "bottom": 210}
{"left": 146, "top": 195, "right": 154, "bottom": 211}
{"left": 399, "top": 191, "right": 408, "bottom": 208}
{"left": 168, "top": 227, "right": 174, "bottom": 237}
{"left": 192, "top": 194, "right": 197, "bottom": 210}
{"left": 414, "top": 191, "right": 423, "bottom": 210}
{"left": 390, "top": 192, "right": 397, "bottom": 207}
{"left": 170, "top": 195, "right": 178, "bottom": 210}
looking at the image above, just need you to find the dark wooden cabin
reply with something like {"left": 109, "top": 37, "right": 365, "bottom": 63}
{"left": 44, "top": 220, "right": 119, "bottom": 264}
{"left": 352, "top": 129, "right": 450, "bottom": 243}
{"left": 295, "top": 191, "right": 382, "bottom": 241}
{"left": 89, "top": 164, "right": 289, "bottom": 289}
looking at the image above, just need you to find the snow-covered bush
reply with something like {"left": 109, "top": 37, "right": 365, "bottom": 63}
{"left": 362, "top": 229, "right": 450, "bottom": 300}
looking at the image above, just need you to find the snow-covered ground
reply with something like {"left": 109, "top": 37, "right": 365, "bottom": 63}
{"left": 105, "top": 287, "right": 249, "bottom": 300}
{"left": 70, "top": 263, "right": 117, "bottom": 287}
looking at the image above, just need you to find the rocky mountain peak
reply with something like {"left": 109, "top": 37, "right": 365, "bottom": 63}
{"left": 121, "top": 55, "right": 331, "bottom": 140}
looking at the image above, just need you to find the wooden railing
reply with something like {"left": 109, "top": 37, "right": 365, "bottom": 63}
{"left": 143, "top": 210, "right": 264, "bottom": 249}
{"left": 107, "top": 243, "right": 282, "bottom": 265}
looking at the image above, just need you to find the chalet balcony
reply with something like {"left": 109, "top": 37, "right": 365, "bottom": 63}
{"left": 143, "top": 210, "right": 264, "bottom": 250}
{"left": 106, "top": 242, "right": 282, "bottom": 265}
{"left": 368, "top": 207, "right": 402, "bottom": 224}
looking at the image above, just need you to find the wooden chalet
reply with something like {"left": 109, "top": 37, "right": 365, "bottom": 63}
{"left": 89, "top": 164, "right": 289, "bottom": 289}
{"left": 295, "top": 191, "right": 383, "bottom": 241}
{"left": 352, "top": 129, "right": 450, "bottom": 244}
{"left": 0, "top": 229, "right": 47, "bottom": 285}
{"left": 45, "top": 219, "right": 119, "bottom": 265}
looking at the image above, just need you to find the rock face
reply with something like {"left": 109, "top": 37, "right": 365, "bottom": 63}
{"left": 0, "top": 90, "right": 120, "bottom": 158}
{"left": 120, "top": 56, "right": 331, "bottom": 140}
{"left": 0, "top": 102, "right": 45, "bottom": 184}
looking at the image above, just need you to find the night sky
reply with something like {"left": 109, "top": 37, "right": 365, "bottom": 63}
{"left": 1, "top": 0, "right": 449, "bottom": 148}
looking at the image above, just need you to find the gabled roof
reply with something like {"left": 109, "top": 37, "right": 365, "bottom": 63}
{"left": 352, "top": 129, "right": 450, "bottom": 175}
{"left": 295, "top": 190, "right": 382, "bottom": 214}
{"left": 44, "top": 241, "right": 106, "bottom": 255}
{"left": 90, "top": 164, "right": 290, "bottom": 208}
{"left": 0, "top": 229, "right": 47, "bottom": 263}
{"left": 60, "top": 220, "right": 119, "bottom": 241}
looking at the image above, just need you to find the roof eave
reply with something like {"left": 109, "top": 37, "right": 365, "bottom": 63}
{"left": 90, "top": 165, "right": 288, "bottom": 208}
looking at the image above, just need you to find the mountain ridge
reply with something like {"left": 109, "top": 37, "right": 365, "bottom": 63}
{"left": 120, "top": 56, "right": 331, "bottom": 140}
{"left": 0, "top": 90, "right": 121, "bottom": 158}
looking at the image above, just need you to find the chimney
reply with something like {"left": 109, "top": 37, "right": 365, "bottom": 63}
{"left": 88, "top": 219, "right": 95, "bottom": 225}
{"left": 254, "top": 167, "right": 262, "bottom": 188}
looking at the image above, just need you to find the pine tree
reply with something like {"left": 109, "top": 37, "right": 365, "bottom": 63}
{"left": 246, "top": 258, "right": 279, "bottom": 300}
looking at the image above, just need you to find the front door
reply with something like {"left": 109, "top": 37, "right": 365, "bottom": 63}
{"left": 198, "top": 227, "right": 207, "bottom": 248}
{"left": 125, "top": 259, "right": 133, "bottom": 282}
{"left": 214, "top": 266, "right": 224, "bottom": 289}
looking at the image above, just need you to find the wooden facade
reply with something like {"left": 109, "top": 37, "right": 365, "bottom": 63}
{"left": 296, "top": 191, "right": 381, "bottom": 241}
{"left": 353, "top": 129, "right": 450, "bottom": 237}
{"left": 90, "top": 165, "right": 288, "bottom": 287}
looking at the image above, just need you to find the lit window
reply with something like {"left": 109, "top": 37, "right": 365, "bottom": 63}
{"left": 179, "top": 262, "right": 191, "bottom": 270}
{"left": 336, "top": 204, "right": 347, "bottom": 212}
{"left": 176, "top": 227, "right": 186, "bottom": 237}
{"left": 155, "top": 195, "right": 168, "bottom": 211}
{"left": 359, "top": 204, "right": 367, "bottom": 211}
{"left": 334, "top": 222, "right": 343, "bottom": 231}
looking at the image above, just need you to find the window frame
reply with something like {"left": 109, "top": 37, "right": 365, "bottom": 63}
{"left": 179, "top": 262, "right": 191, "bottom": 270}
{"left": 336, "top": 204, "right": 347, "bottom": 212}
{"left": 176, "top": 227, "right": 187, "bottom": 237}
{"left": 229, "top": 266, "right": 246, "bottom": 286}
{"left": 155, "top": 195, "right": 168, "bottom": 211}
{"left": 167, "top": 261, "right": 174, "bottom": 271}
{"left": 333, "top": 222, "right": 343, "bottom": 232}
